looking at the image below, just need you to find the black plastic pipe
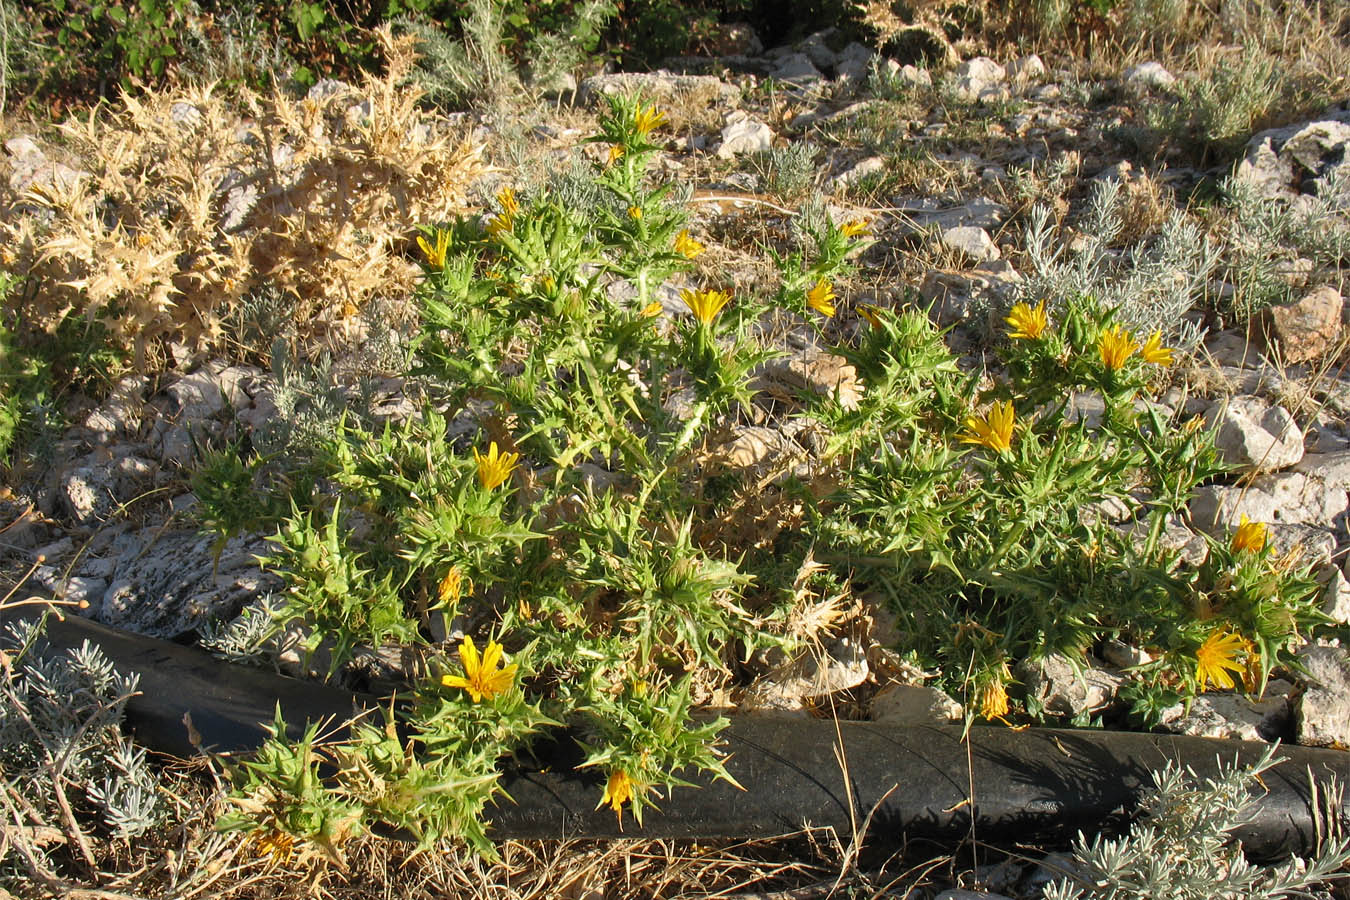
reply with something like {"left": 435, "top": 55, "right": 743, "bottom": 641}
{"left": 9, "top": 606, "right": 1349, "bottom": 860}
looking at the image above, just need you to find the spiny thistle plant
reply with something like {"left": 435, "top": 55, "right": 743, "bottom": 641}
{"left": 198, "top": 94, "right": 1334, "bottom": 861}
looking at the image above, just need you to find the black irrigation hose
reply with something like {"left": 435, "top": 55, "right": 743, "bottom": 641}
{"left": 9, "top": 606, "right": 1349, "bottom": 860}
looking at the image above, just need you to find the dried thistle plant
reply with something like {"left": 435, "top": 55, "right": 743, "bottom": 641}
{"left": 3, "top": 26, "right": 487, "bottom": 371}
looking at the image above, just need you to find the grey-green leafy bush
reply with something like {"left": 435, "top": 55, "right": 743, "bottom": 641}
{"left": 1220, "top": 168, "right": 1350, "bottom": 322}
{"left": 1044, "top": 743, "right": 1350, "bottom": 900}
{"left": 397, "top": 0, "right": 615, "bottom": 111}
{"left": 1016, "top": 179, "right": 1218, "bottom": 350}
{"left": 0, "top": 617, "right": 166, "bottom": 851}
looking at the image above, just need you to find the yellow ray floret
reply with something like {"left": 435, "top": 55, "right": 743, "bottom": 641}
{"left": 1097, "top": 324, "right": 1139, "bottom": 371}
{"left": 1005, "top": 300, "right": 1048, "bottom": 340}
{"left": 597, "top": 769, "right": 644, "bottom": 824}
{"left": 1140, "top": 329, "right": 1174, "bottom": 366}
{"left": 839, "top": 219, "right": 870, "bottom": 238}
{"left": 1195, "top": 629, "right": 1250, "bottom": 692}
{"left": 632, "top": 104, "right": 668, "bottom": 137}
{"left": 674, "top": 229, "right": 706, "bottom": 259}
{"left": 473, "top": 441, "right": 520, "bottom": 490}
{"left": 417, "top": 228, "right": 451, "bottom": 269}
{"left": 681, "top": 288, "right": 732, "bottom": 324}
{"left": 806, "top": 279, "right": 836, "bottom": 318}
{"left": 1230, "top": 515, "right": 1269, "bottom": 554}
{"left": 441, "top": 636, "right": 518, "bottom": 703}
{"left": 958, "top": 401, "right": 1016, "bottom": 454}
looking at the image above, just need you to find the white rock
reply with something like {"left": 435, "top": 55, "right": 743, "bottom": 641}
{"left": 716, "top": 117, "right": 774, "bottom": 158}
{"left": 897, "top": 63, "right": 932, "bottom": 88}
{"left": 936, "top": 892, "right": 1014, "bottom": 900}
{"left": 1006, "top": 54, "right": 1046, "bottom": 85}
{"left": 941, "top": 225, "right": 999, "bottom": 262}
{"left": 743, "top": 637, "right": 870, "bottom": 710}
{"left": 771, "top": 52, "right": 823, "bottom": 83}
{"left": 1159, "top": 684, "right": 1291, "bottom": 742}
{"left": 1123, "top": 61, "right": 1176, "bottom": 89}
{"left": 1295, "top": 645, "right": 1350, "bottom": 747}
{"left": 1294, "top": 451, "right": 1350, "bottom": 489}
{"left": 96, "top": 527, "right": 280, "bottom": 638}
{"left": 871, "top": 684, "right": 963, "bottom": 724}
{"left": 833, "top": 42, "right": 874, "bottom": 83}
{"left": 1016, "top": 655, "right": 1123, "bottom": 718}
{"left": 828, "top": 155, "right": 886, "bottom": 192}
{"left": 1321, "top": 570, "right": 1350, "bottom": 625}
{"left": 954, "top": 56, "right": 1006, "bottom": 84}
{"left": 797, "top": 31, "right": 838, "bottom": 70}
{"left": 1189, "top": 472, "right": 1348, "bottom": 533}
{"left": 1204, "top": 396, "right": 1304, "bottom": 472}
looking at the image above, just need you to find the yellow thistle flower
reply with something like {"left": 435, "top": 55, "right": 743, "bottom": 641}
{"left": 417, "top": 228, "right": 451, "bottom": 269}
{"left": 441, "top": 636, "right": 519, "bottom": 703}
{"left": 674, "top": 229, "right": 706, "bottom": 259}
{"left": 485, "top": 187, "right": 519, "bottom": 237}
{"left": 840, "top": 219, "right": 870, "bottom": 238}
{"left": 1097, "top": 325, "right": 1138, "bottom": 371}
{"left": 1195, "top": 629, "right": 1250, "bottom": 692}
{"left": 250, "top": 829, "right": 295, "bottom": 865}
{"left": 958, "top": 401, "right": 1016, "bottom": 455}
{"left": 806, "top": 279, "right": 836, "bottom": 318}
{"left": 858, "top": 304, "right": 885, "bottom": 328}
{"left": 1005, "top": 300, "right": 1048, "bottom": 341}
{"left": 607, "top": 144, "right": 625, "bottom": 166}
{"left": 628, "top": 206, "right": 643, "bottom": 220}
{"left": 632, "top": 104, "right": 668, "bottom": 137}
{"left": 639, "top": 300, "right": 663, "bottom": 318}
{"left": 978, "top": 677, "right": 1009, "bottom": 720}
{"left": 598, "top": 769, "right": 642, "bottom": 822}
{"left": 437, "top": 566, "right": 464, "bottom": 607}
{"left": 681, "top": 288, "right": 732, "bottom": 324}
{"left": 1230, "top": 515, "right": 1269, "bottom": 554}
{"left": 473, "top": 441, "right": 520, "bottom": 491}
{"left": 1140, "top": 330, "right": 1174, "bottom": 366}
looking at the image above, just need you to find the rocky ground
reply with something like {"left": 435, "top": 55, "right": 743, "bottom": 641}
{"left": 4, "top": 23, "right": 1350, "bottom": 898}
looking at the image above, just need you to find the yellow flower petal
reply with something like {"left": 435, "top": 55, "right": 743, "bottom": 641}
{"left": 958, "top": 401, "right": 1015, "bottom": 454}
{"left": 1005, "top": 300, "right": 1048, "bottom": 340}
{"left": 473, "top": 441, "right": 520, "bottom": 490}
{"left": 681, "top": 288, "right": 732, "bottom": 324}
{"left": 1195, "top": 629, "right": 1250, "bottom": 692}
{"left": 1230, "top": 515, "right": 1268, "bottom": 554}
{"left": 806, "top": 279, "right": 836, "bottom": 318}
{"left": 1140, "top": 329, "right": 1174, "bottom": 366}
{"left": 1098, "top": 325, "right": 1139, "bottom": 371}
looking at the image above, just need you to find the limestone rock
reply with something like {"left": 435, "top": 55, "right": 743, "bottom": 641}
{"left": 719, "top": 426, "right": 804, "bottom": 471}
{"left": 833, "top": 42, "right": 875, "bottom": 84}
{"left": 94, "top": 527, "right": 280, "bottom": 638}
{"left": 870, "top": 684, "right": 963, "bottom": 724}
{"left": 1123, "top": 61, "right": 1176, "bottom": 90}
{"left": 828, "top": 155, "right": 885, "bottom": 192}
{"left": 757, "top": 348, "right": 862, "bottom": 410}
{"left": 1006, "top": 54, "right": 1046, "bottom": 86}
{"left": 1295, "top": 645, "right": 1350, "bottom": 747}
{"left": 1236, "top": 112, "right": 1350, "bottom": 200}
{"left": 1016, "top": 654, "right": 1123, "bottom": 718}
{"left": 1294, "top": 450, "right": 1350, "bottom": 489}
{"left": 1320, "top": 569, "right": 1350, "bottom": 625}
{"left": 716, "top": 115, "right": 774, "bottom": 158}
{"left": 771, "top": 52, "right": 823, "bottom": 83}
{"left": 1189, "top": 473, "right": 1348, "bottom": 534}
{"left": 1203, "top": 396, "right": 1304, "bottom": 472}
{"left": 950, "top": 57, "right": 1009, "bottom": 104}
{"left": 578, "top": 72, "right": 741, "bottom": 108}
{"left": 935, "top": 892, "right": 1015, "bottom": 900}
{"left": 1257, "top": 286, "right": 1343, "bottom": 364}
{"left": 1158, "top": 683, "right": 1291, "bottom": 742}
{"left": 941, "top": 225, "right": 999, "bottom": 262}
{"left": 743, "top": 637, "right": 870, "bottom": 710}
